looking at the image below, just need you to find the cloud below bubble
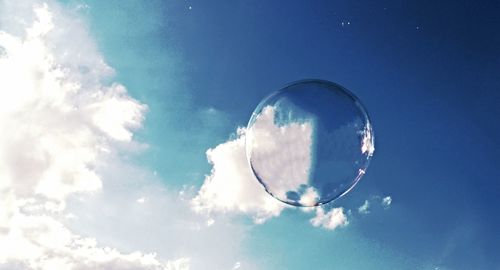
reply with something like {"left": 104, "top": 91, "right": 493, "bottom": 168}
{"left": 310, "top": 207, "right": 349, "bottom": 230}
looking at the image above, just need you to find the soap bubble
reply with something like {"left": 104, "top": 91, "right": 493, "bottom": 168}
{"left": 246, "top": 79, "right": 374, "bottom": 207}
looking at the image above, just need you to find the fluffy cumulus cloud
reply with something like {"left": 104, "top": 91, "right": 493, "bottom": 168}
{"left": 192, "top": 105, "right": 331, "bottom": 221}
{"left": 309, "top": 207, "right": 349, "bottom": 230}
{"left": 191, "top": 127, "right": 287, "bottom": 224}
{"left": 0, "top": 1, "right": 187, "bottom": 269}
{"left": 191, "top": 112, "right": 350, "bottom": 229}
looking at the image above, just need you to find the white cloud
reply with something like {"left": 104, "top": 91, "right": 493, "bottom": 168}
{"left": 0, "top": 212, "right": 189, "bottom": 269}
{"left": 191, "top": 104, "right": 321, "bottom": 218}
{"left": 65, "top": 156, "right": 253, "bottom": 270}
{"left": 191, "top": 106, "right": 352, "bottom": 231}
{"left": 0, "top": 2, "right": 184, "bottom": 269}
{"left": 357, "top": 195, "right": 392, "bottom": 216}
{"left": 298, "top": 187, "right": 319, "bottom": 206}
{"left": 358, "top": 200, "right": 370, "bottom": 214}
{"left": 191, "top": 128, "right": 286, "bottom": 224}
{"left": 382, "top": 196, "right": 392, "bottom": 208}
{"left": 310, "top": 207, "right": 349, "bottom": 230}
{"left": 246, "top": 105, "right": 314, "bottom": 205}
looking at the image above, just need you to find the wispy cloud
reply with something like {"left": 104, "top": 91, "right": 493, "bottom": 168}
{"left": 358, "top": 200, "right": 370, "bottom": 214}
{"left": 357, "top": 195, "right": 393, "bottom": 216}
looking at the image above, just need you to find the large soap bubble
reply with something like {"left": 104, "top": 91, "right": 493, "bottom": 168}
{"left": 246, "top": 79, "right": 374, "bottom": 207}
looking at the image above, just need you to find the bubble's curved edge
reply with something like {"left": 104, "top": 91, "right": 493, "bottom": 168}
{"left": 244, "top": 78, "right": 376, "bottom": 208}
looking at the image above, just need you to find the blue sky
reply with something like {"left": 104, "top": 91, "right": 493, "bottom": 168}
{"left": 0, "top": 0, "right": 499, "bottom": 269}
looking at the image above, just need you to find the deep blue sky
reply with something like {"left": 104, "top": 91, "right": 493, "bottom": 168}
{"left": 81, "top": 0, "right": 499, "bottom": 269}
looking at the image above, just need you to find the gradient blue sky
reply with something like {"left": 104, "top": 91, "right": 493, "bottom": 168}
{"left": 5, "top": 0, "right": 498, "bottom": 269}
{"left": 80, "top": 0, "right": 499, "bottom": 269}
